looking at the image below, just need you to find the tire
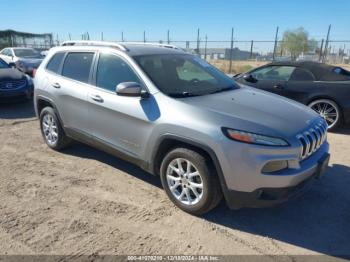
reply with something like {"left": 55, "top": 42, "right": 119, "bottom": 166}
{"left": 160, "top": 147, "right": 222, "bottom": 215}
{"left": 308, "top": 99, "right": 342, "bottom": 130}
{"left": 39, "top": 106, "right": 72, "bottom": 150}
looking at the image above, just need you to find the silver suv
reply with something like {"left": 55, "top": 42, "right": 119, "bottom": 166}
{"left": 34, "top": 41, "right": 330, "bottom": 215}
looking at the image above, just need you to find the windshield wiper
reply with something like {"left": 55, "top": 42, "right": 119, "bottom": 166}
{"left": 168, "top": 92, "right": 199, "bottom": 98}
{"left": 209, "top": 86, "right": 234, "bottom": 95}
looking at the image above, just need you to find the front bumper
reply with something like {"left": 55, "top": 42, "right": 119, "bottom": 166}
{"left": 225, "top": 152, "right": 330, "bottom": 209}
{"left": 213, "top": 133, "right": 329, "bottom": 209}
{"left": 0, "top": 85, "right": 34, "bottom": 102}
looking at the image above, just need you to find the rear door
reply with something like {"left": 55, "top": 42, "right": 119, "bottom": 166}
{"left": 48, "top": 51, "right": 95, "bottom": 135}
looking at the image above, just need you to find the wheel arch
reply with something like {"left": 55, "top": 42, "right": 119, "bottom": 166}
{"left": 35, "top": 95, "right": 65, "bottom": 127}
{"left": 306, "top": 95, "right": 342, "bottom": 110}
{"left": 150, "top": 134, "right": 229, "bottom": 195}
{"left": 306, "top": 96, "right": 344, "bottom": 118}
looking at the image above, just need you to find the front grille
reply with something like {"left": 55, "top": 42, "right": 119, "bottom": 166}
{"left": 297, "top": 120, "right": 327, "bottom": 160}
{"left": 0, "top": 79, "right": 27, "bottom": 90}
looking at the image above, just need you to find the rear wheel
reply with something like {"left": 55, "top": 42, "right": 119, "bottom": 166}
{"left": 308, "top": 99, "right": 342, "bottom": 130}
{"left": 40, "top": 107, "right": 72, "bottom": 150}
{"left": 160, "top": 148, "right": 222, "bottom": 215}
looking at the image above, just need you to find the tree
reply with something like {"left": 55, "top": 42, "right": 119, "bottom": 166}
{"left": 279, "top": 27, "right": 317, "bottom": 60}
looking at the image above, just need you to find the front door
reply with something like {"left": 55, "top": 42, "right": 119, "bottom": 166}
{"left": 87, "top": 52, "right": 157, "bottom": 158}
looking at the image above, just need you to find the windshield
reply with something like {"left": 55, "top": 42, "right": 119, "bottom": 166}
{"left": 0, "top": 58, "right": 9, "bottom": 69}
{"left": 134, "top": 54, "right": 239, "bottom": 97}
{"left": 14, "top": 48, "right": 41, "bottom": 58}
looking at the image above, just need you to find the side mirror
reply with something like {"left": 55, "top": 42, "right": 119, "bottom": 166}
{"left": 243, "top": 74, "right": 258, "bottom": 83}
{"left": 116, "top": 82, "right": 149, "bottom": 98}
{"left": 8, "top": 62, "right": 16, "bottom": 68}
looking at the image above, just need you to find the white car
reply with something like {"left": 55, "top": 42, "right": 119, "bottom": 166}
{"left": 0, "top": 47, "right": 44, "bottom": 76}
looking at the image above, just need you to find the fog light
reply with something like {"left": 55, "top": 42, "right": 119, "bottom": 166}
{"left": 262, "top": 160, "right": 288, "bottom": 173}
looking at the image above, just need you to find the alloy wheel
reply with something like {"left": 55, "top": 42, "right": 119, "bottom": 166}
{"left": 166, "top": 158, "right": 203, "bottom": 205}
{"left": 309, "top": 100, "right": 339, "bottom": 129}
{"left": 42, "top": 114, "right": 59, "bottom": 145}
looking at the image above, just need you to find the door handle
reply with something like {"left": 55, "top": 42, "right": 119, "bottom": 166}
{"left": 274, "top": 84, "right": 284, "bottom": 89}
{"left": 52, "top": 83, "right": 61, "bottom": 89}
{"left": 89, "top": 94, "right": 104, "bottom": 103}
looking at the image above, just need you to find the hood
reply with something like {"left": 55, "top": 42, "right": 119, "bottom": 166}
{"left": 0, "top": 68, "right": 26, "bottom": 81}
{"left": 179, "top": 86, "right": 320, "bottom": 138}
{"left": 18, "top": 58, "right": 43, "bottom": 67}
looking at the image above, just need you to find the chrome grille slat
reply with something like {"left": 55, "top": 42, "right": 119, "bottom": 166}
{"left": 297, "top": 120, "right": 327, "bottom": 160}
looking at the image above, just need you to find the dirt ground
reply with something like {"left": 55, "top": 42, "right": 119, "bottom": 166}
{"left": 0, "top": 101, "right": 349, "bottom": 259}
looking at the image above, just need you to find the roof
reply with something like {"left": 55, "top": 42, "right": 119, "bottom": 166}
{"left": 60, "top": 41, "right": 186, "bottom": 56}
{"left": 125, "top": 44, "right": 185, "bottom": 56}
{"left": 266, "top": 61, "right": 335, "bottom": 80}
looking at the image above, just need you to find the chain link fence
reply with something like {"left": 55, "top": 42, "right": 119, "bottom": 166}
{"left": 2, "top": 29, "right": 349, "bottom": 74}
{"left": 0, "top": 30, "right": 53, "bottom": 51}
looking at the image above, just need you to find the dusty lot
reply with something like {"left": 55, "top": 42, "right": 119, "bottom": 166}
{"left": 0, "top": 101, "right": 349, "bottom": 259}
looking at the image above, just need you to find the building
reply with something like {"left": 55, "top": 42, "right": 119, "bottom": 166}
{"left": 197, "top": 47, "right": 258, "bottom": 60}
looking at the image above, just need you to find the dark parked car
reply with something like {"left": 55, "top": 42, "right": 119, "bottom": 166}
{"left": 0, "top": 58, "right": 34, "bottom": 102}
{"left": 235, "top": 61, "right": 350, "bottom": 130}
{"left": 0, "top": 47, "right": 44, "bottom": 76}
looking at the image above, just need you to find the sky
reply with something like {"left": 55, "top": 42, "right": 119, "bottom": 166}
{"left": 2, "top": 0, "right": 350, "bottom": 44}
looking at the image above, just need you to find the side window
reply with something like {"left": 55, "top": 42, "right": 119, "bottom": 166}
{"left": 251, "top": 66, "right": 295, "bottom": 81}
{"left": 62, "top": 52, "right": 94, "bottom": 83}
{"left": 332, "top": 67, "right": 350, "bottom": 80}
{"left": 289, "top": 68, "right": 315, "bottom": 81}
{"left": 96, "top": 53, "right": 141, "bottom": 92}
{"left": 46, "top": 52, "right": 65, "bottom": 74}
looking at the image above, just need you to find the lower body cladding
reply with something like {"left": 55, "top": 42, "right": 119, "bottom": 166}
{"left": 216, "top": 141, "right": 330, "bottom": 209}
{"left": 0, "top": 85, "right": 34, "bottom": 102}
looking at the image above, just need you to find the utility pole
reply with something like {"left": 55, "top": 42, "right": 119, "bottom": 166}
{"left": 143, "top": 31, "right": 146, "bottom": 43}
{"left": 167, "top": 30, "right": 170, "bottom": 44}
{"left": 229, "top": 27, "right": 234, "bottom": 73}
{"left": 319, "top": 39, "right": 324, "bottom": 62}
{"left": 196, "top": 28, "right": 200, "bottom": 55}
{"left": 250, "top": 40, "right": 254, "bottom": 59}
{"left": 323, "top": 24, "right": 331, "bottom": 63}
{"left": 204, "top": 34, "right": 208, "bottom": 60}
{"left": 272, "top": 26, "right": 279, "bottom": 61}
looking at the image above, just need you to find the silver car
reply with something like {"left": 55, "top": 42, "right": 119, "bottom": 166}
{"left": 34, "top": 41, "right": 330, "bottom": 215}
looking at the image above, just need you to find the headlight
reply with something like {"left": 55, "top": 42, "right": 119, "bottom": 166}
{"left": 26, "top": 75, "right": 33, "bottom": 86}
{"left": 222, "top": 128, "right": 289, "bottom": 146}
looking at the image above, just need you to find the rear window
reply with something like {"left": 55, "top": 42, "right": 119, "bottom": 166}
{"left": 62, "top": 52, "right": 94, "bottom": 83}
{"left": 289, "top": 68, "right": 315, "bottom": 81}
{"left": 320, "top": 67, "right": 350, "bottom": 81}
{"left": 46, "top": 52, "right": 65, "bottom": 74}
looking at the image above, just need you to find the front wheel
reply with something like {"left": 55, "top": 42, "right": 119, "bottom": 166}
{"left": 308, "top": 99, "right": 342, "bottom": 130}
{"left": 160, "top": 148, "right": 222, "bottom": 215}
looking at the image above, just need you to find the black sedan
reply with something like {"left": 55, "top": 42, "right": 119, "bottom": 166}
{"left": 235, "top": 61, "right": 350, "bottom": 130}
{"left": 0, "top": 58, "right": 34, "bottom": 102}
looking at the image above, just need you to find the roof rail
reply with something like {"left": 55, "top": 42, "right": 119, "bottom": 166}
{"left": 61, "top": 40, "right": 128, "bottom": 51}
{"left": 122, "top": 42, "right": 180, "bottom": 50}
